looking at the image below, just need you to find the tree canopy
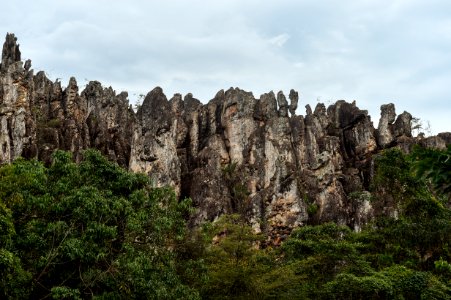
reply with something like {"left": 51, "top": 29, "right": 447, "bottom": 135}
{"left": 1, "top": 145, "right": 451, "bottom": 299}
{"left": 0, "top": 149, "right": 197, "bottom": 299}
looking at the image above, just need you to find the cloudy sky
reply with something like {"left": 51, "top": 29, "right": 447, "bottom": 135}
{"left": 1, "top": 0, "right": 450, "bottom": 134}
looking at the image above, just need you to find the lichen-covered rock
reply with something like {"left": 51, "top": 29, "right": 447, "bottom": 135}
{"left": 1, "top": 34, "right": 135, "bottom": 165}
{"left": 377, "top": 103, "right": 413, "bottom": 149}
{"left": 377, "top": 103, "right": 396, "bottom": 147}
{"left": 130, "top": 87, "right": 181, "bottom": 193}
{"left": 1, "top": 33, "right": 450, "bottom": 242}
{"left": 0, "top": 33, "right": 35, "bottom": 163}
{"left": 288, "top": 89, "right": 298, "bottom": 116}
{"left": 1, "top": 33, "right": 21, "bottom": 71}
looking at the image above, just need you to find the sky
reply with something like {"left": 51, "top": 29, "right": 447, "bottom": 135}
{"left": 1, "top": 0, "right": 450, "bottom": 134}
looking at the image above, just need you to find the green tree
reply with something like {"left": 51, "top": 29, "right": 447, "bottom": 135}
{"left": 0, "top": 200, "right": 31, "bottom": 299}
{"left": 222, "top": 162, "right": 251, "bottom": 215}
{"left": 199, "top": 214, "right": 269, "bottom": 299}
{"left": 0, "top": 149, "right": 198, "bottom": 299}
{"left": 278, "top": 145, "right": 451, "bottom": 299}
{"left": 411, "top": 145, "right": 451, "bottom": 199}
{"left": 370, "top": 148, "right": 451, "bottom": 265}
{"left": 281, "top": 223, "right": 373, "bottom": 298}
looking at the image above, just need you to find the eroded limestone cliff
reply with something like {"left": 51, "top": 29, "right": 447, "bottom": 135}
{"left": 1, "top": 33, "right": 449, "bottom": 243}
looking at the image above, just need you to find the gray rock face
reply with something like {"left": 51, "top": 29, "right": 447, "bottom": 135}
{"left": 130, "top": 87, "right": 181, "bottom": 192}
{"left": 0, "top": 33, "right": 35, "bottom": 163}
{"left": 377, "top": 103, "right": 413, "bottom": 149}
{"left": 1, "top": 33, "right": 21, "bottom": 71}
{"left": 0, "top": 34, "right": 134, "bottom": 166}
{"left": 1, "top": 34, "right": 450, "bottom": 243}
{"left": 289, "top": 89, "right": 299, "bottom": 116}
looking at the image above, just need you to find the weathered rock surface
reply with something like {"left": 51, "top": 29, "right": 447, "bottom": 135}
{"left": 1, "top": 34, "right": 135, "bottom": 166}
{"left": 1, "top": 33, "right": 450, "bottom": 243}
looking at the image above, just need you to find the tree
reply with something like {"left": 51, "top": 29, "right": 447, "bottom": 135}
{"left": 411, "top": 117, "right": 432, "bottom": 137}
{"left": 199, "top": 214, "right": 268, "bottom": 299}
{"left": 0, "top": 149, "right": 198, "bottom": 299}
{"left": 0, "top": 200, "right": 31, "bottom": 299}
{"left": 411, "top": 145, "right": 451, "bottom": 200}
{"left": 222, "top": 162, "right": 251, "bottom": 216}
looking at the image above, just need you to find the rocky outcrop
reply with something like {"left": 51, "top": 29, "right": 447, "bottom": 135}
{"left": 0, "top": 33, "right": 35, "bottom": 163}
{"left": 1, "top": 34, "right": 450, "bottom": 243}
{"left": 0, "top": 34, "right": 135, "bottom": 166}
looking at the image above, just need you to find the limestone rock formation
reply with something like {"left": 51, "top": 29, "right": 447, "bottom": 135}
{"left": 0, "top": 34, "right": 135, "bottom": 166}
{"left": 1, "top": 33, "right": 450, "bottom": 243}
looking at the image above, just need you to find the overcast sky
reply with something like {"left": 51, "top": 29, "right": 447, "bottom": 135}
{"left": 1, "top": 0, "right": 450, "bottom": 134}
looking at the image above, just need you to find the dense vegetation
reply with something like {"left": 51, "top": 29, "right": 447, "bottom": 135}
{"left": 1, "top": 146, "right": 450, "bottom": 299}
{"left": 0, "top": 150, "right": 197, "bottom": 299}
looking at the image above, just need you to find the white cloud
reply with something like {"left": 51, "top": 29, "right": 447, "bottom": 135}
{"left": 268, "top": 33, "right": 290, "bottom": 47}
{"left": 0, "top": 0, "right": 450, "bottom": 134}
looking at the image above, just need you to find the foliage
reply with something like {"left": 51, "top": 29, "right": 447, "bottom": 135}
{"left": 369, "top": 148, "right": 451, "bottom": 263}
{"left": 411, "top": 145, "right": 451, "bottom": 199}
{"left": 371, "top": 148, "right": 419, "bottom": 208}
{"left": 221, "top": 162, "right": 251, "bottom": 215}
{"left": 273, "top": 147, "right": 451, "bottom": 299}
{"left": 199, "top": 214, "right": 268, "bottom": 299}
{"left": 0, "top": 149, "right": 198, "bottom": 299}
{"left": 2, "top": 145, "right": 451, "bottom": 299}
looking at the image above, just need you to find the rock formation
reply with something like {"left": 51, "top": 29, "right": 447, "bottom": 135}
{"left": 1, "top": 33, "right": 450, "bottom": 243}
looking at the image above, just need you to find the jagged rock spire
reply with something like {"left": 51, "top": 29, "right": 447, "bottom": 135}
{"left": 1, "top": 33, "right": 21, "bottom": 71}
{"left": 289, "top": 89, "right": 299, "bottom": 115}
{"left": 277, "top": 91, "right": 288, "bottom": 117}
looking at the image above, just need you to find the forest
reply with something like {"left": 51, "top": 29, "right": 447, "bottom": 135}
{"left": 1, "top": 145, "right": 450, "bottom": 299}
